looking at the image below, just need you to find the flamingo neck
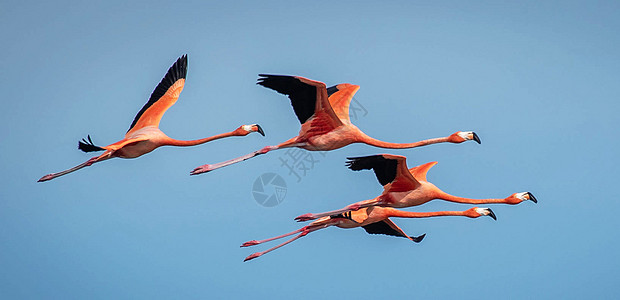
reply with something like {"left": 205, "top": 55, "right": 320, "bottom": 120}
{"left": 163, "top": 131, "right": 240, "bottom": 147}
{"left": 436, "top": 191, "right": 505, "bottom": 204}
{"left": 388, "top": 210, "right": 468, "bottom": 218}
{"left": 358, "top": 132, "right": 450, "bottom": 149}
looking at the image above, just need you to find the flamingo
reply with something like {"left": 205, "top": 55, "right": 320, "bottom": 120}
{"left": 295, "top": 154, "right": 537, "bottom": 221}
{"left": 242, "top": 206, "right": 496, "bottom": 261}
{"left": 190, "top": 75, "right": 480, "bottom": 175}
{"left": 38, "top": 55, "right": 264, "bottom": 182}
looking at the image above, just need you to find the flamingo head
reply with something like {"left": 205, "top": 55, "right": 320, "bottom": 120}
{"left": 465, "top": 207, "right": 497, "bottom": 220}
{"left": 239, "top": 124, "right": 265, "bottom": 136}
{"left": 475, "top": 207, "right": 497, "bottom": 220}
{"left": 449, "top": 131, "right": 481, "bottom": 144}
{"left": 505, "top": 192, "right": 538, "bottom": 204}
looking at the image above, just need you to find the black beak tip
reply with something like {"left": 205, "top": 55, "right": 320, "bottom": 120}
{"left": 527, "top": 192, "right": 538, "bottom": 203}
{"left": 487, "top": 209, "right": 497, "bottom": 220}
{"left": 256, "top": 124, "right": 265, "bottom": 136}
{"left": 473, "top": 132, "right": 481, "bottom": 144}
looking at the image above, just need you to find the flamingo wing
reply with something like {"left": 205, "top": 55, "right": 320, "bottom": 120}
{"left": 126, "top": 55, "right": 187, "bottom": 136}
{"left": 346, "top": 154, "right": 420, "bottom": 192}
{"left": 257, "top": 75, "right": 342, "bottom": 130}
{"left": 408, "top": 161, "right": 438, "bottom": 182}
{"left": 361, "top": 219, "right": 425, "bottom": 242}
{"left": 326, "top": 84, "right": 361, "bottom": 123}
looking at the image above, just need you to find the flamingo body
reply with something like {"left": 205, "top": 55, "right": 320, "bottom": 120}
{"left": 299, "top": 123, "right": 363, "bottom": 151}
{"left": 109, "top": 126, "right": 169, "bottom": 158}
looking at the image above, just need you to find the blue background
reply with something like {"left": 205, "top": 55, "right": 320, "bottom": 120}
{"left": 1, "top": 1, "right": 619, "bottom": 298}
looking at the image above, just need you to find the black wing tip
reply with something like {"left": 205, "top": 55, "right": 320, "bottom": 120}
{"left": 173, "top": 54, "right": 188, "bottom": 80}
{"left": 345, "top": 155, "right": 385, "bottom": 171}
{"left": 163, "top": 54, "right": 188, "bottom": 84}
{"left": 345, "top": 155, "right": 396, "bottom": 186}
{"left": 256, "top": 74, "right": 315, "bottom": 124}
{"left": 258, "top": 74, "right": 286, "bottom": 78}
{"left": 345, "top": 157, "right": 364, "bottom": 171}
{"left": 78, "top": 135, "right": 105, "bottom": 153}
{"left": 128, "top": 55, "right": 188, "bottom": 131}
{"left": 256, "top": 74, "right": 293, "bottom": 86}
{"left": 412, "top": 233, "right": 426, "bottom": 243}
{"left": 326, "top": 85, "right": 339, "bottom": 97}
{"left": 362, "top": 221, "right": 413, "bottom": 239}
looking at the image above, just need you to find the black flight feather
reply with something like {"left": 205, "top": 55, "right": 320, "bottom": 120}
{"left": 329, "top": 211, "right": 355, "bottom": 222}
{"left": 362, "top": 221, "right": 425, "bottom": 242}
{"left": 346, "top": 155, "right": 398, "bottom": 186}
{"left": 78, "top": 135, "right": 105, "bottom": 152}
{"left": 257, "top": 74, "right": 317, "bottom": 124}
{"left": 128, "top": 55, "right": 188, "bottom": 132}
{"left": 326, "top": 85, "right": 339, "bottom": 97}
{"left": 362, "top": 221, "right": 402, "bottom": 237}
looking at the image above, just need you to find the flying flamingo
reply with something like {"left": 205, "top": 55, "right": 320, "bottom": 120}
{"left": 295, "top": 154, "right": 537, "bottom": 221}
{"left": 38, "top": 55, "right": 264, "bottom": 182}
{"left": 190, "top": 75, "right": 480, "bottom": 175}
{"left": 242, "top": 206, "right": 496, "bottom": 261}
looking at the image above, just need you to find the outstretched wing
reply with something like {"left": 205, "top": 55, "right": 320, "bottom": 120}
{"left": 126, "top": 55, "right": 187, "bottom": 136}
{"left": 326, "top": 84, "right": 360, "bottom": 123}
{"left": 346, "top": 154, "right": 420, "bottom": 192}
{"left": 257, "top": 75, "right": 342, "bottom": 131}
{"left": 362, "top": 219, "right": 425, "bottom": 242}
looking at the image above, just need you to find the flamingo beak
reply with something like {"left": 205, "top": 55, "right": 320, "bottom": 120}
{"left": 472, "top": 132, "right": 481, "bottom": 144}
{"left": 254, "top": 124, "right": 265, "bottom": 136}
{"left": 527, "top": 192, "right": 538, "bottom": 203}
{"left": 487, "top": 208, "right": 497, "bottom": 220}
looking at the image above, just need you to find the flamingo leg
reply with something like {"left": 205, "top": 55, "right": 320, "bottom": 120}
{"left": 294, "top": 198, "right": 383, "bottom": 222}
{"left": 241, "top": 226, "right": 309, "bottom": 247}
{"left": 243, "top": 224, "right": 329, "bottom": 262}
{"left": 189, "top": 141, "right": 306, "bottom": 175}
{"left": 38, "top": 152, "right": 112, "bottom": 182}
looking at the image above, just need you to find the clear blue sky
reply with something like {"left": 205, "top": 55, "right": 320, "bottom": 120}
{"left": 1, "top": 0, "right": 619, "bottom": 298}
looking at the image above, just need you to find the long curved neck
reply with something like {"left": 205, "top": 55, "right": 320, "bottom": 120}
{"left": 357, "top": 132, "right": 450, "bottom": 149}
{"left": 163, "top": 131, "right": 240, "bottom": 147}
{"left": 436, "top": 191, "right": 507, "bottom": 204}
{"left": 387, "top": 209, "right": 469, "bottom": 218}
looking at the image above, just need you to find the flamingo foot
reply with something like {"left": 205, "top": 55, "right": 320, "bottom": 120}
{"left": 190, "top": 164, "right": 213, "bottom": 175}
{"left": 294, "top": 213, "right": 317, "bottom": 222}
{"left": 241, "top": 240, "right": 260, "bottom": 247}
{"left": 347, "top": 203, "right": 362, "bottom": 211}
{"left": 244, "top": 252, "right": 262, "bottom": 262}
{"left": 38, "top": 174, "right": 55, "bottom": 182}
